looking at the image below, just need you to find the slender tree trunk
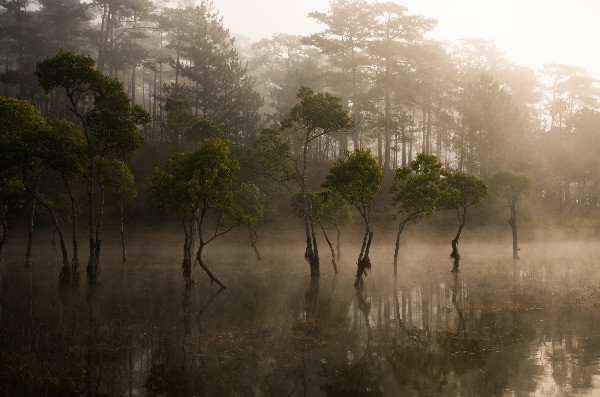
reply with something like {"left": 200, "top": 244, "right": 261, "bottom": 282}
{"left": 182, "top": 214, "right": 192, "bottom": 286}
{"left": 302, "top": 137, "right": 319, "bottom": 276}
{"left": 248, "top": 225, "right": 261, "bottom": 261}
{"left": 335, "top": 224, "right": 341, "bottom": 261}
{"left": 195, "top": 242, "right": 225, "bottom": 289}
{"left": 393, "top": 221, "right": 406, "bottom": 276}
{"left": 355, "top": 228, "right": 373, "bottom": 286}
{"left": 318, "top": 222, "right": 336, "bottom": 274}
{"left": 0, "top": 208, "right": 7, "bottom": 323}
{"left": 384, "top": 86, "right": 391, "bottom": 183}
{"left": 64, "top": 177, "right": 79, "bottom": 286}
{"left": 87, "top": 161, "right": 96, "bottom": 285}
{"left": 509, "top": 199, "right": 519, "bottom": 260}
{"left": 451, "top": 208, "right": 466, "bottom": 272}
{"left": 120, "top": 198, "right": 126, "bottom": 265}
{"left": 39, "top": 199, "right": 70, "bottom": 285}
{"left": 24, "top": 193, "right": 37, "bottom": 268}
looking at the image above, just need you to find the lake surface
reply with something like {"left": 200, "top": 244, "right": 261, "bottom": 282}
{"left": 2, "top": 235, "right": 600, "bottom": 396}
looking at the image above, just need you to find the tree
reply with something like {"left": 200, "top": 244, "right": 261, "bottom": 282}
{"left": 323, "top": 148, "right": 382, "bottom": 285}
{"left": 232, "top": 183, "right": 265, "bottom": 261}
{"left": 39, "top": 117, "right": 86, "bottom": 285}
{"left": 490, "top": 170, "right": 531, "bottom": 260}
{"left": 303, "top": 0, "right": 375, "bottom": 153}
{"left": 101, "top": 159, "right": 136, "bottom": 265}
{"left": 281, "top": 87, "right": 352, "bottom": 276}
{"left": 149, "top": 138, "right": 241, "bottom": 288}
{"left": 389, "top": 153, "right": 453, "bottom": 275}
{"left": 442, "top": 171, "right": 488, "bottom": 272}
{"left": 35, "top": 49, "right": 150, "bottom": 285}
{"left": 291, "top": 190, "right": 339, "bottom": 273}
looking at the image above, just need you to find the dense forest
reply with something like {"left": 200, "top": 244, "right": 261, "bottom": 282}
{"left": 1, "top": 0, "right": 600, "bottom": 285}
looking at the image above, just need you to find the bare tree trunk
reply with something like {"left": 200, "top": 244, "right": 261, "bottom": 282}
{"left": 195, "top": 242, "right": 225, "bottom": 289}
{"left": 64, "top": 177, "right": 80, "bottom": 286}
{"left": 451, "top": 209, "right": 466, "bottom": 272}
{"left": 181, "top": 214, "right": 192, "bottom": 286}
{"left": 318, "top": 222, "right": 336, "bottom": 274}
{"left": 355, "top": 227, "right": 373, "bottom": 286}
{"left": 120, "top": 198, "right": 126, "bottom": 265}
{"left": 509, "top": 199, "right": 519, "bottom": 260}
{"left": 393, "top": 221, "right": 406, "bottom": 276}
{"left": 335, "top": 224, "right": 341, "bottom": 261}
{"left": 0, "top": 208, "right": 7, "bottom": 323}
{"left": 248, "top": 225, "right": 261, "bottom": 261}
{"left": 24, "top": 194, "right": 37, "bottom": 268}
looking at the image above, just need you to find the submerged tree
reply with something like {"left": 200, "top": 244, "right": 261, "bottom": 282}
{"left": 35, "top": 49, "right": 150, "bottom": 285}
{"left": 101, "top": 160, "right": 136, "bottom": 265}
{"left": 291, "top": 190, "right": 344, "bottom": 273}
{"left": 252, "top": 87, "right": 352, "bottom": 277}
{"left": 490, "top": 170, "right": 531, "bottom": 260}
{"left": 443, "top": 172, "right": 489, "bottom": 272}
{"left": 232, "top": 183, "right": 265, "bottom": 261}
{"left": 150, "top": 138, "right": 246, "bottom": 288}
{"left": 324, "top": 148, "right": 382, "bottom": 285}
{"left": 390, "top": 154, "right": 454, "bottom": 275}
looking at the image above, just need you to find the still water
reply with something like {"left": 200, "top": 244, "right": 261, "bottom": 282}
{"left": 2, "top": 237, "right": 600, "bottom": 396}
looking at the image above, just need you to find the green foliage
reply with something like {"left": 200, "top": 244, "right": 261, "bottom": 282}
{"left": 0, "top": 96, "right": 48, "bottom": 173}
{"left": 231, "top": 183, "right": 265, "bottom": 228}
{"left": 164, "top": 96, "right": 223, "bottom": 146}
{"left": 148, "top": 138, "right": 239, "bottom": 216}
{"left": 282, "top": 86, "right": 353, "bottom": 135}
{"left": 323, "top": 148, "right": 382, "bottom": 222}
{"left": 35, "top": 49, "right": 99, "bottom": 96}
{"left": 490, "top": 169, "right": 531, "bottom": 206}
{"left": 35, "top": 50, "right": 150, "bottom": 161}
{"left": 443, "top": 171, "right": 489, "bottom": 211}
{"left": 247, "top": 128, "right": 297, "bottom": 186}
{"left": 42, "top": 118, "right": 86, "bottom": 179}
{"left": 290, "top": 190, "right": 352, "bottom": 226}
{"left": 390, "top": 153, "right": 454, "bottom": 224}
{"left": 101, "top": 160, "right": 137, "bottom": 201}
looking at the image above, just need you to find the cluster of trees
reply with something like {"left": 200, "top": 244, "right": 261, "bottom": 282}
{"left": 1, "top": 0, "right": 599, "bottom": 289}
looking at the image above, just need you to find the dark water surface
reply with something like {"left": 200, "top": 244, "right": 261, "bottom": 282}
{"left": 2, "top": 238, "right": 600, "bottom": 396}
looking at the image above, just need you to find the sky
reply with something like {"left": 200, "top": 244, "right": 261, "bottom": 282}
{"left": 211, "top": 0, "right": 600, "bottom": 78}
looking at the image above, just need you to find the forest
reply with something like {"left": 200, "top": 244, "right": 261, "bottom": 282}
{"left": 1, "top": 0, "right": 600, "bottom": 395}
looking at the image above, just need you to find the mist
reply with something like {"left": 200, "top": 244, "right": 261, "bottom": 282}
{"left": 1, "top": 0, "right": 600, "bottom": 395}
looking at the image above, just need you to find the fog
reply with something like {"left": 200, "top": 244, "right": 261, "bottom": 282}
{"left": 2, "top": 0, "right": 600, "bottom": 395}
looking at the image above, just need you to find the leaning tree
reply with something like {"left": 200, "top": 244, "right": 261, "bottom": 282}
{"left": 390, "top": 153, "right": 454, "bottom": 275}
{"left": 490, "top": 169, "right": 531, "bottom": 260}
{"left": 443, "top": 171, "right": 489, "bottom": 272}
{"left": 323, "top": 148, "right": 382, "bottom": 285}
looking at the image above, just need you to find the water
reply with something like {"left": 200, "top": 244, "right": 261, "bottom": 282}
{"left": 2, "top": 236, "right": 600, "bottom": 396}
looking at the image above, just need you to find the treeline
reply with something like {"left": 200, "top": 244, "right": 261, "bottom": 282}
{"left": 2, "top": 0, "right": 599, "bottom": 208}
{"left": 1, "top": 0, "right": 600, "bottom": 287}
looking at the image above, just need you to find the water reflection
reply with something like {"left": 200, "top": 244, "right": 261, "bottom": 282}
{"left": 3, "top": 252, "right": 600, "bottom": 395}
